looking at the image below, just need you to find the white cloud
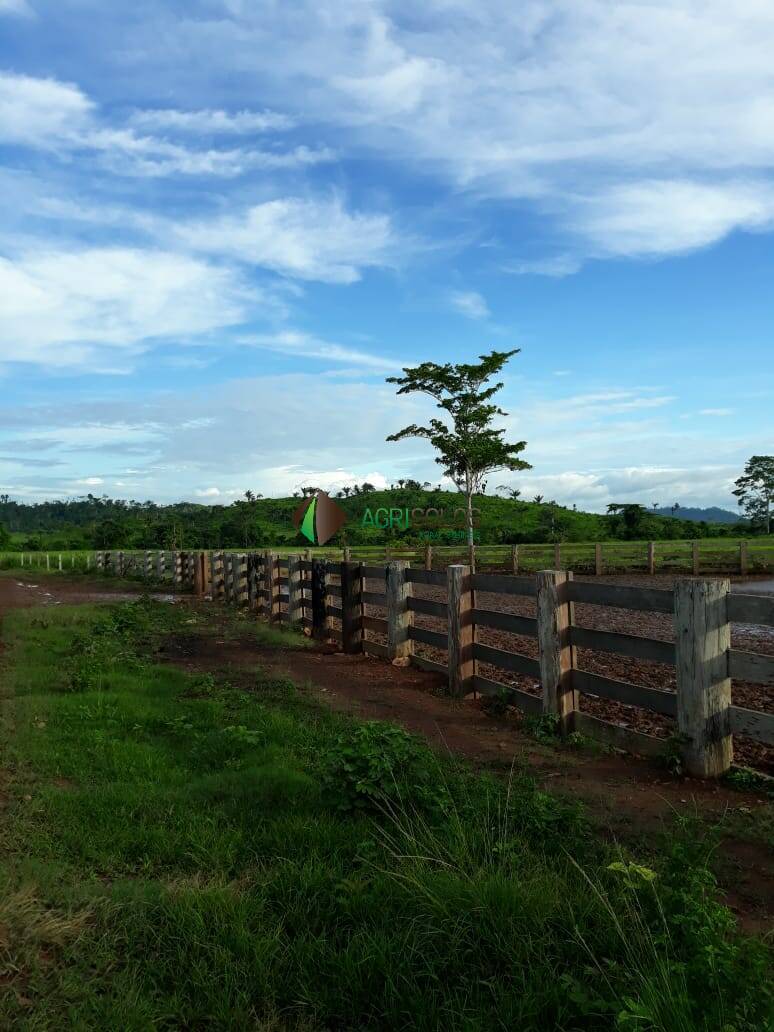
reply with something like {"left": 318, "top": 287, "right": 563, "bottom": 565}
{"left": 504, "top": 255, "right": 583, "bottom": 278}
{"left": 699, "top": 408, "right": 734, "bottom": 417}
{"left": 0, "top": 71, "right": 92, "bottom": 146}
{"left": 449, "top": 289, "right": 490, "bottom": 320}
{"left": 574, "top": 179, "right": 774, "bottom": 257}
{"left": 195, "top": 487, "right": 221, "bottom": 497}
{"left": 0, "top": 71, "right": 329, "bottom": 178}
{"left": 176, "top": 197, "right": 399, "bottom": 283}
{"left": 0, "top": 247, "right": 254, "bottom": 367}
{"left": 159, "top": 1, "right": 774, "bottom": 263}
{"left": 239, "top": 330, "right": 401, "bottom": 369}
{"left": 130, "top": 108, "right": 294, "bottom": 134}
{"left": 0, "top": 0, "right": 33, "bottom": 16}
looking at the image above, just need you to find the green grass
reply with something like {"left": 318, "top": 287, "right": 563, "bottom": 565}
{"left": 1, "top": 599, "right": 772, "bottom": 1030}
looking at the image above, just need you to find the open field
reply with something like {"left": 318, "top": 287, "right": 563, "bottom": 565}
{"left": 1, "top": 587, "right": 773, "bottom": 1029}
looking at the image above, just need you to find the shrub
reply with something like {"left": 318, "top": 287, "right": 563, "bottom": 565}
{"left": 320, "top": 722, "right": 449, "bottom": 816}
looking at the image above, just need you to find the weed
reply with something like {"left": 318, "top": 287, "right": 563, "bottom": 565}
{"left": 321, "top": 721, "right": 450, "bottom": 816}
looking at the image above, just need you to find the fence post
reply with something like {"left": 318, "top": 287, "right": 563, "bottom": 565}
{"left": 262, "top": 551, "right": 277, "bottom": 622}
{"left": 425, "top": 543, "right": 433, "bottom": 570}
{"left": 173, "top": 551, "right": 182, "bottom": 591}
{"left": 647, "top": 541, "right": 656, "bottom": 576}
{"left": 536, "top": 570, "right": 577, "bottom": 734}
{"left": 594, "top": 543, "right": 602, "bottom": 576}
{"left": 118, "top": 551, "right": 125, "bottom": 577}
{"left": 246, "top": 553, "right": 258, "bottom": 610}
{"left": 144, "top": 550, "right": 152, "bottom": 579}
{"left": 553, "top": 543, "right": 561, "bottom": 569}
{"left": 311, "top": 558, "right": 327, "bottom": 639}
{"left": 674, "top": 578, "right": 732, "bottom": 777}
{"left": 468, "top": 542, "right": 476, "bottom": 573}
{"left": 740, "top": 540, "right": 748, "bottom": 576}
{"left": 447, "top": 564, "right": 474, "bottom": 698}
{"left": 46, "top": 553, "right": 50, "bottom": 571}
{"left": 156, "top": 550, "right": 166, "bottom": 583}
{"left": 210, "top": 552, "right": 223, "bottom": 600}
{"left": 511, "top": 544, "right": 519, "bottom": 574}
{"left": 692, "top": 540, "right": 700, "bottom": 576}
{"left": 236, "top": 554, "right": 248, "bottom": 607}
{"left": 287, "top": 554, "right": 304, "bottom": 627}
{"left": 386, "top": 560, "right": 412, "bottom": 662}
{"left": 340, "top": 561, "right": 363, "bottom": 653}
{"left": 194, "top": 552, "right": 206, "bottom": 597}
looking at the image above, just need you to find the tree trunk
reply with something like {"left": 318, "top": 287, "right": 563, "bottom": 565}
{"left": 465, "top": 471, "right": 474, "bottom": 547}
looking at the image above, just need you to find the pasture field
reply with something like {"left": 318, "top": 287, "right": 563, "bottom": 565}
{"left": 0, "top": 594, "right": 771, "bottom": 1030}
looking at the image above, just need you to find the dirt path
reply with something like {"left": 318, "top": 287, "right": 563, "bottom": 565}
{"left": 2, "top": 576, "right": 772, "bottom": 933}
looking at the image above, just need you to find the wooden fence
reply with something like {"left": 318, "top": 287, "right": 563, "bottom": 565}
{"left": 81, "top": 548, "right": 774, "bottom": 778}
{"left": 3, "top": 536, "right": 774, "bottom": 575}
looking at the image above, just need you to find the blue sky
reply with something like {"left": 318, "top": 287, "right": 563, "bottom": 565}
{"left": 1, "top": 0, "right": 772, "bottom": 511}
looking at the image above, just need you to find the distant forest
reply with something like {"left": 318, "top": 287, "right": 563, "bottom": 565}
{"left": 0, "top": 488, "right": 754, "bottom": 551}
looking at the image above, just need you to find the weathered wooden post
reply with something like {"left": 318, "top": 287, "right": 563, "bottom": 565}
{"left": 117, "top": 551, "right": 125, "bottom": 577}
{"left": 424, "top": 543, "right": 433, "bottom": 570}
{"left": 173, "top": 551, "right": 182, "bottom": 591}
{"left": 740, "top": 540, "right": 748, "bottom": 576}
{"left": 595, "top": 542, "right": 602, "bottom": 576}
{"left": 511, "top": 544, "right": 519, "bottom": 574}
{"left": 311, "top": 558, "right": 327, "bottom": 639}
{"left": 340, "top": 561, "right": 363, "bottom": 653}
{"left": 263, "top": 551, "right": 280, "bottom": 622}
{"left": 194, "top": 552, "right": 206, "bottom": 597}
{"left": 224, "top": 553, "right": 235, "bottom": 603}
{"left": 144, "top": 550, "right": 152, "bottom": 580}
{"left": 58, "top": 553, "right": 63, "bottom": 571}
{"left": 343, "top": 546, "right": 351, "bottom": 563}
{"left": 246, "top": 553, "right": 258, "bottom": 610}
{"left": 386, "top": 560, "right": 412, "bottom": 663}
{"left": 647, "top": 541, "right": 656, "bottom": 576}
{"left": 156, "top": 550, "right": 166, "bottom": 583}
{"left": 536, "top": 570, "right": 577, "bottom": 734}
{"left": 674, "top": 578, "right": 732, "bottom": 777}
{"left": 553, "top": 543, "right": 561, "bottom": 569}
{"left": 692, "top": 540, "right": 700, "bottom": 576}
{"left": 287, "top": 554, "right": 304, "bottom": 626}
{"left": 447, "top": 564, "right": 474, "bottom": 698}
{"left": 237, "top": 554, "right": 248, "bottom": 607}
{"left": 207, "top": 552, "right": 220, "bottom": 600}
{"left": 96, "top": 551, "right": 103, "bottom": 571}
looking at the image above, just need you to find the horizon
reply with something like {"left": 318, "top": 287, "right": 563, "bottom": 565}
{"left": 1, "top": 3, "right": 772, "bottom": 510}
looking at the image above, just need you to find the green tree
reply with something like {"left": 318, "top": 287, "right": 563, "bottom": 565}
{"left": 0, "top": 523, "right": 11, "bottom": 549}
{"left": 733, "top": 455, "right": 774, "bottom": 534}
{"left": 386, "top": 350, "right": 531, "bottom": 546}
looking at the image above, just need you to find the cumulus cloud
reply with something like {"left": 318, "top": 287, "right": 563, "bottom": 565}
{"left": 0, "top": 247, "right": 255, "bottom": 367}
{"left": 175, "top": 197, "right": 399, "bottom": 283}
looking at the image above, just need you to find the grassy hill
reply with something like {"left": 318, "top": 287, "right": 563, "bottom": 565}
{"left": 1, "top": 490, "right": 749, "bottom": 551}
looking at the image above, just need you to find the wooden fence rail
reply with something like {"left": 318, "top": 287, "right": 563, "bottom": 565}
{"left": 11, "top": 547, "right": 774, "bottom": 777}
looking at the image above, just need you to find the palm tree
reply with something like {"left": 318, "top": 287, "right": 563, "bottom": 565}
{"left": 498, "top": 485, "right": 522, "bottom": 500}
{"left": 532, "top": 494, "right": 544, "bottom": 505}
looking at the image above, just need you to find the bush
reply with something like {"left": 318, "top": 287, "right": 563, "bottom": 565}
{"left": 321, "top": 721, "right": 449, "bottom": 816}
